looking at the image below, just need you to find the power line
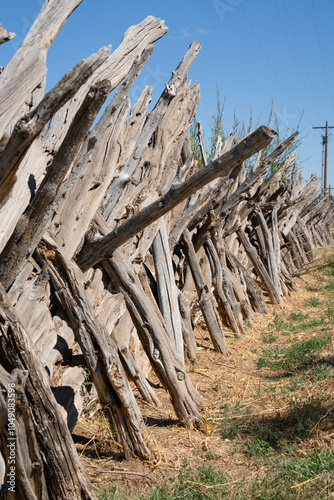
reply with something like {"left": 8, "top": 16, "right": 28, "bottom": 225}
{"left": 311, "top": 0, "right": 334, "bottom": 116}
{"left": 240, "top": 2, "right": 306, "bottom": 123}
{"left": 274, "top": 0, "right": 322, "bottom": 122}
{"left": 281, "top": 0, "right": 326, "bottom": 122}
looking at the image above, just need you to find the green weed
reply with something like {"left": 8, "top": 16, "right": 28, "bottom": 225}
{"left": 261, "top": 332, "right": 278, "bottom": 344}
{"left": 309, "top": 363, "right": 334, "bottom": 380}
{"left": 270, "top": 313, "right": 288, "bottom": 331}
{"left": 304, "top": 297, "right": 321, "bottom": 307}
{"left": 257, "top": 334, "right": 332, "bottom": 372}
{"left": 284, "top": 374, "right": 307, "bottom": 392}
{"left": 219, "top": 401, "right": 247, "bottom": 439}
{"left": 121, "top": 448, "right": 334, "bottom": 499}
{"left": 263, "top": 312, "right": 323, "bottom": 337}
{"left": 244, "top": 438, "right": 275, "bottom": 458}
{"left": 97, "top": 485, "right": 125, "bottom": 500}
{"left": 196, "top": 446, "right": 220, "bottom": 460}
{"left": 243, "top": 447, "right": 334, "bottom": 499}
{"left": 297, "top": 318, "right": 324, "bottom": 330}
{"left": 289, "top": 312, "right": 308, "bottom": 322}
{"left": 142, "top": 460, "right": 228, "bottom": 500}
{"left": 306, "top": 284, "right": 319, "bottom": 292}
{"left": 278, "top": 447, "right": 334, "bottom": 484}
{"left": 323, "top": 301, "right": 334, "bottom": 323}
{"left": 211, "top": 380, "right": 222, "bottom": 392}
{"left": 321, "top": 256, "right": 334, "bottom": 276}
{"left": 325, "top": 279, "right": 334, "bottom": 291}
{"left": 220, "top": 421, "right": 243, "bottom": 440}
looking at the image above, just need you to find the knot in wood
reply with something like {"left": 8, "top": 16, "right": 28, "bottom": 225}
{"left": 164, "top": 83, "right": 176, "bottom": 97}
{"left": 32, "top": 461, "right": 42, "bottom": 471}
{"left": 153, "top": 349, "right": 160, "bottom": 360}
{"left": 126, "top": 205, "right": 135, "bottom": 218}
{"left": 176, "top": 370, "right": 185, "bottom": 381}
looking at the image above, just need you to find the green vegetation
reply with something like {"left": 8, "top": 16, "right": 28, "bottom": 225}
{"left": 142, "top": 461, "right": 228, "bottom": 500}
{"left": 257, "top": 334, "right": 332, "bottom": 372}
{"left": 211, "top": 380, "right": 222, "bottom": 392}
{"left": 260, "top": 310, "right": 326, "bottom": 339}
{"left": 325, "top": 279, "right": 334, "bottom": 292}
{"left": 97, "top": 485, "right": 126, "bottom": 500}
{"left": 260, "top": 331, "right": 278, "bottom": 344}
{"left": 322, "top": 256, "right": 334, "bottom": 276}
{"left": 97, "top": 449, "right": 334, "bottom": 499}
{"left": 304, "top": 296, "right": 321, "bottom": 307}
{"left": 190, "top": 87, "right": 302, "bottom": 176}
{"left": 309, "top": 363, "right": 334, "bottom": 380}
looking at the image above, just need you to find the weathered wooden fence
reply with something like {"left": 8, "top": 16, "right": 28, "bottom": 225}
{"left": 0, "top": 1, "right": 333, "bottom": 498}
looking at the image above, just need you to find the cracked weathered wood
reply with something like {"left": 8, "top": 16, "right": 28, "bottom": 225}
{"left": 0, "top": 80, "right": 111, "bottom": 291}
{"left": 90, "top": 213, "right": 204, "bottom": 428}
{"left": 78, "top": 125, "right": 277, "bottom": 271}
{"left": 104, "top": 251, "right": 206, "bottom": 430}
{"left": 237, "top": 227, "right": 281, "bottom": 305}
{"left": 50, "top": 47, "right": 153, "bottom": 259}
{"left": 183, "top": 229, "right": 228, "bottom": 353}
{"left": 116, "top": 337, "right": 161, "bottom": 408}
{"left": 205, "top": 239, "right": 244, "bottom": 337}
{"left": 178, "top": 290, "right": 198, "bottom": 361}
{"left": 0, "top": 24, "right": 15, "bottom": 45}
{"left": 0, "top": 47, "right": 110, "bottom": 207}
{"left": 35, "top": 238, "right": 151, "bottom": 460}
{"left": 0, "top": 282, "right": 96, "bottom": 499}
{"left": 225, "top": 249, "right": 268, "bottom": 314}
{"left": 0, "top": 0, "right": 84, "bottom": 139}
{"left": 0, "top": 15, "right": 167, "bottom": 256}
{"left": 44, "top": 16, "right": 168, "bottom": 153}
{"left": 100, "top": 41, "right": 202, "bottom": 226}
{"left": 197, "top": 121, "right": 207, "bottom": 166}
{"left": 254, "top": 208, "right": 282, "bottom": 301}
{"left": 152, "top": 219, "right": 184, "bottom": 360}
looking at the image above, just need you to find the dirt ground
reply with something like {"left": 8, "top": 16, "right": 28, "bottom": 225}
{"left": 73, "top": 248, "right": 334, "bottom": 498}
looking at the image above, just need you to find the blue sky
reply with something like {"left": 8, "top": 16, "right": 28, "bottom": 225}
{"left": 2, "top": 0, "right": 334, "bottom": 188}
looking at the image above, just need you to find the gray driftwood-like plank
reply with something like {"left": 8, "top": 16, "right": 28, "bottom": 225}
{"left": 0, "top": 81, "right": 111, "bottom": 291}
{"left": 183, "top": 229, "right": 228, "bottom": 353}
{"left": 0, "top": 0, "right": 84, "bottom": 139}
{"left": 152, "top": 220, "right": 184, "bottom": 360}
{"left": 237, "top": 228, "right": 281, "bottom": 305}
{"left": 44, "top": 16, "right": 168, "bottom": 153}
{"left": 104, "top": 251, "right": 205, "bottom": 430}
{"left": 0, "top": 16, "right": 167, "bottom": 257}
{"left": 50, "top": 47, "right": 153, "bottom": 259}
{"left": 0, "top": 48, "right": 110, "bottom": 206}
{"left": 0, "top": 283, "right": 96, "bottom": 499}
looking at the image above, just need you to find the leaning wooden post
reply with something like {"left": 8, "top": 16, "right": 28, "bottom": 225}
{"left": 183, "top": 229, "right": 228, "bottom": 353}
{"left": 237, "top": 228, "right": 281, "bottom": 305}
{"left": 104, "top": 250, "right": 206, "bottom": 430}
{"left": 0, "top": 283, "right": 96, "bottom": 499}
{"left": 0, "top": 79, "right": 111, "bottom": 291}
{"left": 152, "top": 219, "right": 184, "bottom": 361}
{"left": 35, "top": 237, "right": 151, "bottom": 460}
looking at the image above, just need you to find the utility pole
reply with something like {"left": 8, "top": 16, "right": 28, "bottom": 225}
{"left": 313, "top": 121, "right": 334, "bottom": 196}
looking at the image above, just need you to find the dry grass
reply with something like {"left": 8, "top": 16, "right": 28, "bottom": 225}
{"left": 73, "top": 247, "right": 334, "bottom": 498}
